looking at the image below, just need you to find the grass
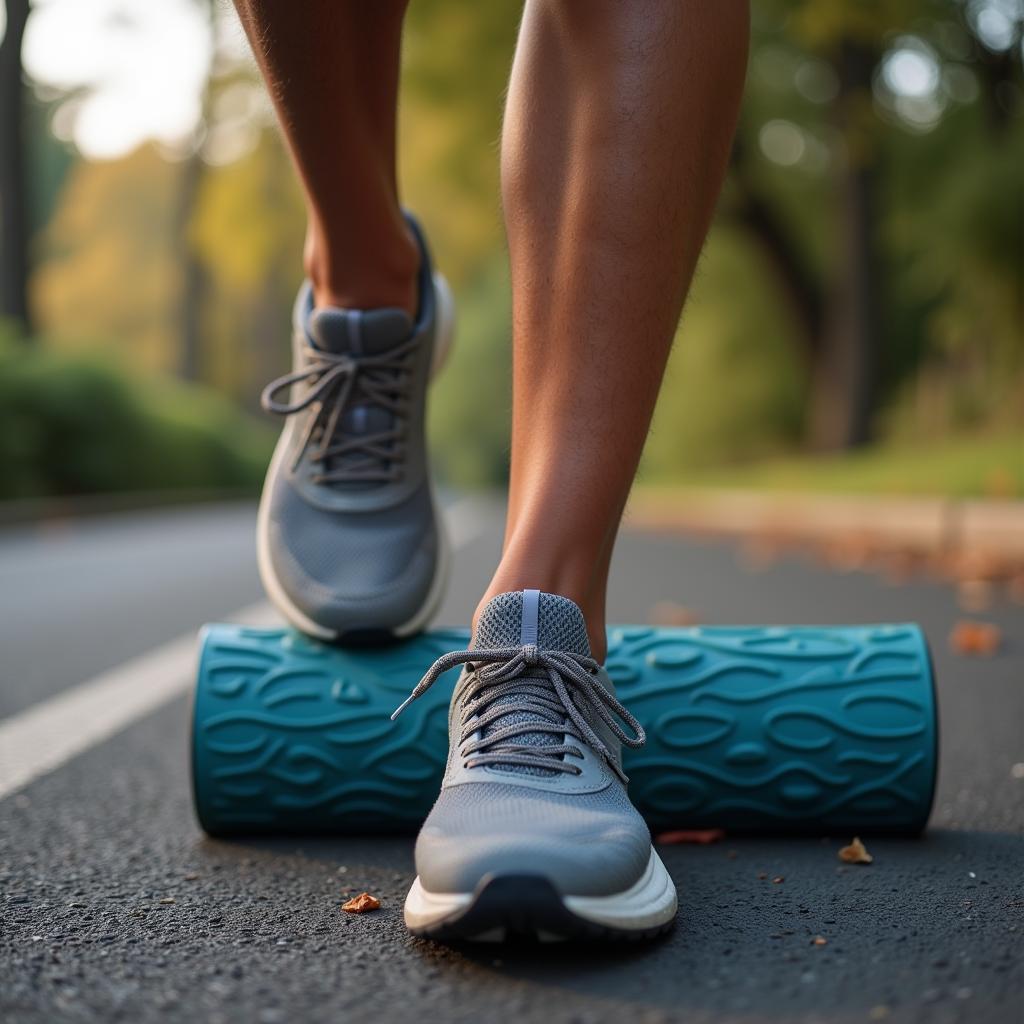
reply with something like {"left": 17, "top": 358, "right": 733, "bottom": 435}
{"left": 638, "top": 430, "right": 1024, "bottom": 500}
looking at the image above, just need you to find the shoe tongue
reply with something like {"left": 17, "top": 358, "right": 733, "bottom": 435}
{"left": 473, "top": 590, "right": 591, "bottom": 657}
{"left": 307, "top": 307, "right": 412, "bottom": 356}
{"left": 470, "top": 591, "right": 591, "bottom": 778}
{"left": 304, "top": 306, "right": 413, "bottom": 486}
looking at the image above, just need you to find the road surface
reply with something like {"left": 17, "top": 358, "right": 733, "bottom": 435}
{"left": 1, "top": 499, "right": 1021, "bottom": 1024}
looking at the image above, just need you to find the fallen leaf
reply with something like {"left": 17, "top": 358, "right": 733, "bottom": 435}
{"left": 812, "top": 936, "right": 828, "bottom": 946}
{"left": 949, "top": 620, "right": 1002, "bottom": 656}
{"left": 879, "top": 550, "right": 918, "bottom": 586}
{"left": 656, "top": 828, "right": 725, "bottom": 845}
{"left": 820, "top": 535, "right": 873, "bottom": 573}
{"left": 648, "top": 600, "right": 702, "bottom": 627}
{"left": 341, "top": 892, "right": 380, "bottom": 914}
{"left": 739, "top": 537, "right": 783, "bottom": 572}
{"left": 949, "top": 551, "right": 1005, "bottom": 584}
{"left": 838, "top": 837, "right": 873, "bottom": 865}
{"left": 957, "top": 579, "right": 994, "bottom": 613}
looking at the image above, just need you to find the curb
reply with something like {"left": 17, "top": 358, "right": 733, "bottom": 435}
{"left": 627, "top": 489, "right": 1024, "bottom": 575}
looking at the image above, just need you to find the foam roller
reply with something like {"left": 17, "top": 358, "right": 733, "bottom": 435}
{"left": 191, "top": 623, "right": 936, "bottom": 836}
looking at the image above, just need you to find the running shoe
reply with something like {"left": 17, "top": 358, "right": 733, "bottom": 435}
{"left": 257, "top": 215, "right": 454, "bottom": 641}
{"left": 394, "top": 589, "right": 678, "bottom": 941}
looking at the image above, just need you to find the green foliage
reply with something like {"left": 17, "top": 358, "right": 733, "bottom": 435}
{"left": 641, "top": 230, "right": 807, "bottom": 478}
{"left": 33, "top": 146, "right": 181, "bottom": 374}
{"left": 647, "top": 429, "right": 1023, "bottom": 499}
{"left": 0, "top": 323, "right": 273, "bottom": 500}
{"left": 400, "top": 0, "right": 522, "bottom": 288}
{"left": 25, "top": 91, "right": 74, "bottom": 239}
{"left": 732, "top": 0, "right": 1023, "bottom": 451}
{"left": 21, "top": 0, "right": 1024, "bottom": 494}
{"left": 428, "top": 257, "right": 513, "bottom": 489}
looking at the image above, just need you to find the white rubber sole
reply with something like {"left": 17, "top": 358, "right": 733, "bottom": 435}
{"left": 563, "top": 849, "right": 678, "bottom": 930}
{"left": 256, "top": 271, "right": 456, "bottom": 642}
{"left": 404, "top": 847, "right": 678, "bottom": 940}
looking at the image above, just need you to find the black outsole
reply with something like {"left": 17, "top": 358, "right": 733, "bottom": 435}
{"left": 332, "top": 627, "right": 402, "bottom": 648}
{"left": 408, "top": 874, "right": 675, "bottom": 944}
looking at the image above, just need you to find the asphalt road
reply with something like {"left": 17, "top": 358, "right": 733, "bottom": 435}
{"left": 1, "top": 499, "right": 1022, "bottom": 1024}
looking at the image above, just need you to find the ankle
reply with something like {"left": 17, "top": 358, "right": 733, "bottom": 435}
{"left": 303, "top": 220, "right": 419, "bottom": 317}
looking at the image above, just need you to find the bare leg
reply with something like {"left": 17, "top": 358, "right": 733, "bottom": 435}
{"left": 233, "top": 0, "right": 418, "bottom": 315}
{"left": 480, "top": 0, "right": 749, "bottom": 658}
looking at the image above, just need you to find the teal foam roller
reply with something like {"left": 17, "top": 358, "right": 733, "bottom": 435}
{"left": 191, "top": 623, "right": 937, "bottom": 836}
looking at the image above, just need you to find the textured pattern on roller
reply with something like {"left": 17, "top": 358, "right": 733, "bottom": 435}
{"left": 191, "top": 623, "right": 936, "bottom": 835}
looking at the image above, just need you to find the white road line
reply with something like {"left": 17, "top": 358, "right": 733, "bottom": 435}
{"left": 0, "top": 602, "right": 278, "bottom": 802}
{"left": 0, "top": 495, "right": 494, "bottom": 801}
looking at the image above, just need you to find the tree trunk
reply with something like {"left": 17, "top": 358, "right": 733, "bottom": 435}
{"left": 809, "top": 39, "right": 880, "bottom": 451}
{"left": 0, "top": 0, "right": 32, "bottom": 335}
{"left": 728, "top": 136, "right": 823, "bottom": 367}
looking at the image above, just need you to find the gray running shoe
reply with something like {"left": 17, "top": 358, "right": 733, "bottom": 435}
{"left": 257, "top": 215, "right": 454, "bottom": 641}
{"left": 393, "top": 589, "right": 678, "bottom": 941}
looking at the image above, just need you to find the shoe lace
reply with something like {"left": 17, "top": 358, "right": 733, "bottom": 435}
{"left": 260, "top": 336, "right": 419, "bottom": 485}
{"left": 392, "top": 643, "right": 646, "bottom": 783}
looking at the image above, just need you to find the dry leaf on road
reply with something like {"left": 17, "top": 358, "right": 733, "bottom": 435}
{"left": 655, "top": 828, "right": 726, "bottom": 845}
{"left": 648, "top": 601, "right": 702, "bottom": 626}
{"left": 949, "top": 620, "right": 1002, "bottom": 656}
{"left": 838, "top": 837, "right": 873, "bottom": 864}
{"left": 341, "top": 892, "right": 381, "bottom": 914}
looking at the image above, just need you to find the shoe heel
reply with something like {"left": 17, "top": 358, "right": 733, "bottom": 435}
{"left": 430, "top": 272, "right": 456, "bottom": 378}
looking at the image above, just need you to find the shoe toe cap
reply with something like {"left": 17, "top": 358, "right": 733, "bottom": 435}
{"left": 415, "top": 783, "right": 652, "bottom": 898}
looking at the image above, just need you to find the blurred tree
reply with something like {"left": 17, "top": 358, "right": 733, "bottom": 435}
{"left": 175, "top": 0, "right": 217, "bottom": 383}
{"left": 400, "top": 0, "right": 520, "bottom": 285}
{"left": 19, "top": 0, "right": 1022, "bottom": 492}
{"left": 0, "top": 0, "right": 32, "bottom": 333}
{"left": 725, "top": 0, "right": 1022, "bottom": 452}
{"left": 34, "top": 146, "right": 179, "bottom": 371}
{"left": 190, "top": 126, "right": 306, "bottom": 407}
